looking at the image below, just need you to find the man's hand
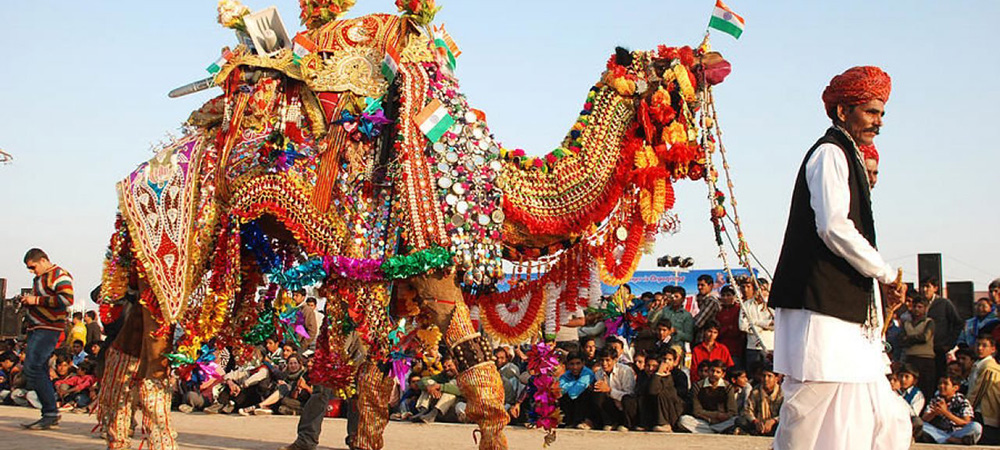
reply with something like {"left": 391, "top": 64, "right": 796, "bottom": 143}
{"left": 762, "top": 418, "right": 777, "bottom": 434}
{"left": 509, "top": 403, "right": 520, "bottom": 419}
{"left": 594, "top": 379, "right": 611, "bottom": 393}
{"left": 427, "top": 384, "right": 442, "bottom": 399}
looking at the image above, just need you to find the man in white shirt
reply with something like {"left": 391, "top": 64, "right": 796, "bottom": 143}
{"left": 738, "top": 278, "right": 774, "bottom": 375}
{"left": 768, "top": 66, "right": 909, "bottom": 450}
{"left": 591, "top": 348, "right": 638, "bottom": 431}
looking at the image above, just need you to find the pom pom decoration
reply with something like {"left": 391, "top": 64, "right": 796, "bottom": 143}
{"left": 526, "top": 342, "right": 562, "bottom": 446}
{"left": 217, "top": 0, "right": 251, "bottom": 31}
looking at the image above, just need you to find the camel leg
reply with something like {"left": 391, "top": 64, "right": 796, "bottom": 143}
{"left": 418, "top": 272, "right": 509, "bottom": 450}
{"left": 350, "top": 361, "right": 396, "bottom": 450}
{"left": 137, "top": 303, "right": 177, "bottom": 450}
{"left": 101, "top": 302, "right": 142, "bottom": 450}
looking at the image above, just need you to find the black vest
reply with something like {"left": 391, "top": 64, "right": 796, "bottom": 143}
{"left": 768, "top": 128, "right": 876, "bottom": 324}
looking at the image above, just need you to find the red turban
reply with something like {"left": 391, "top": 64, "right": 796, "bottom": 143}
{"left": 859, "top": 144, "right": 879, "bottom": 163}
{"left": 822, "top": 66, "right": 891, "bottom": 119}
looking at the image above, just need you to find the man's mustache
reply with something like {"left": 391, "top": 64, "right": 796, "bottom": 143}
{"left": 865, "top": 127, "right": 880, "bottom": 135}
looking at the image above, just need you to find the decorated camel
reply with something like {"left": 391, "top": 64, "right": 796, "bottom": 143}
{"left": 95, "top": 1, "right": 734, "bottom": 450}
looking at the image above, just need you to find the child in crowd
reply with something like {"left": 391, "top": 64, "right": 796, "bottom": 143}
{"left": 735, "top": 364, "right": 782, "bottom": 436}
{"left": 559, "top": 351, "right": 596, "bottom": 429}
{"left": 919, "top": 375, "right": 981, "bottom": 445}
{"left": 967, "top": 334, "right": 1000, "bottom": 444}
{"left": 678, "top": 360, "right": 737, "bottom": 434}
{"left": 636, "top": 352, "right": 684, "bottom": 432}
{"left": 55, "top": 360, "right": 97, "bottom": 412}
{"left": 896, "top": 364, "right": 926, "bottom": 418}
{"left": 0, "top": 351, "right": 17, "bottom": 404}
{"left": 902, "top": 296, "right": 936, "bottom": 399}
{"left": 726, "top": 366, "right": 751, "bottom": 417}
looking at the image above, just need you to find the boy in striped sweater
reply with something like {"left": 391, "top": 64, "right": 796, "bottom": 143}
{"left": 18, "top": 248, "right": 73, "bottom": 430}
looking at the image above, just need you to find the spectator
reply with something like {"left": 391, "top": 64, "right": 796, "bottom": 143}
{"left": 955, "top": 347, "right": 976, "bottom": 393}
{"left": 54, "top": 360, "right": 96, "bottom": 412}
{"left": 581, "top": 337, "right": 599, "bottom": 371}
{"left": 727, "top": 367, "right": 751, "bottom": 417}
{"left": 660, "top": 288, "right": 694, "bottom": 352}
{"left": 918, "top": 375, "right": 981, "bottom": 445}
{"left": 84, "top": 311, "right": 102, "bottom": 345}
{"left": 19, "top": 248, "right": 74, "bottom": 430}
{"left": 591, "top": 348, "right": 638, "bottom": 431}
{"left": 736, "top": 364, "right": 783, "bottom": 436}
{"left": 958, "top": 298, "right": 998, "bottom": 348}
{"left": 738, "top": 278, "right": 774, "bottom": 375}
{"left": 901, "top": 296, "right": 936, "bottom": 398}
{"left": 632, "top": 351, "right": 647, "bottom": 374}
{"left": 637, "top": 351, "right": 684, "bottom": 432}
{"left": 264, "top": 337, "right": 284, "bottom": 367}
{"left": 608, "top": 336, "right": 632, "bottom": 365}
{"left": 716, "top": 285, "right": 746, "bottom": 368}
{"left": 678, "top": 360, "right": 737, "bottom": 434}
{"left": 693, "top": 275, "right": 721, "bottom": 334}
{"left": 70, "top": 340, "right": 87, "bottom": 367}
{"left": 651, "top": 319, "right": 676, "bottom": 357}
{"left": 662, "top": 348, "right": 690, "bottom": 410}
{"left": 86, "top": 340, "right": 102, "bottom": 364}
{"left": 921, "top": 277, "right": 963, "bottom": 382}
{"left": 494, "top": 347, "right": 524, "bottom": 421}
{"left": 301, "top": 296, "right": 319, "bottom": 351}
{"left": 896, "top": 364, "right": 926, "bottom": 418}
{"left": 411, "top": 354, "right": 462, "bottom": 424}
{"left": 69, "top": 312, "right": 87, "bottom": 348}
{"left": 390, "top": 374, "right": 423, "bottom": 420}
{"left": 559, "top": 351, "right": 596, "bottom": 429}
{"left": 967, "top": 335, "right": 1000, "bottom": 444}
{"left": 0, "top": 351, "right": 17, "bottom": 404}
{"left": 690, "top": 321, "right": 734, "bottom": 383}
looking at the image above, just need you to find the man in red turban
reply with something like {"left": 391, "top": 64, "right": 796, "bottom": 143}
{"left": 769, "top": 66, "right": 910, "bottom": 450}
{"left": 860, "top": 144, "right": 880, "bottom": 188}
{"left": 821, "top": 66, "right": 891, "bottom": 146}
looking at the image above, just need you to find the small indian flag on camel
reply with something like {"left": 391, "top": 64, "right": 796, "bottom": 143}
{"left": 414, "top": 99, "right": 455, "bottom": 143}
{"left": 382, "top": 46, "right": 400, "bottom": 83}
{"left": 292, "top": 33, "right": 317, "bottom": 65}
{"left": 206, "top": 49, "right": 234, "bottom": 74}
{"left": 708, "top": 0, "right": 745, "bottom": 39}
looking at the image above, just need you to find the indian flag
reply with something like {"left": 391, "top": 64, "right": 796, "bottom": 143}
{"left": 382, "top": 46, "right": 400, "bottom": 83}
{"left": 206, "top": 49, "right": 234, "bottom": 74}
{"left": 292, "top": 33, "right": 317, "bottom": 65}
{"left": 414, "top": 99, "right": 455, "bottom": 143}
{"left": 433, "top": 25, "right": 461, "bottom": 70}
{"left": 708, "top": 0, "right": 745, "bottom": 39}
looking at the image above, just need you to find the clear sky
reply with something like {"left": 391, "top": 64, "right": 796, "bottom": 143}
{"left": 2, "top": 1, "right": 998, "bottom": 311}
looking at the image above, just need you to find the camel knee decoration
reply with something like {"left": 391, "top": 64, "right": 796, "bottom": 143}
{"left": 95, "top": 2, "right": 734, "bottom": 449}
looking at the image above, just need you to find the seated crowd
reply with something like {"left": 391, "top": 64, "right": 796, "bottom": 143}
{"left": 4, "top": 277, "right": 1000, "bottom": 447}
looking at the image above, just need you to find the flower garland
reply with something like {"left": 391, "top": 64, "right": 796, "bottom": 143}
{"left": 99, "top": 214, "right": 132, "bottom": 306}
{"left": 526, "top": 342, "right": 561, "bottom": 446}
{"left": 478, "top": 284, "right": 545, "bottom": 344}
{"left": 598, "top": 206, "right": 649, "bottom": 286}
{"left": 395, "top": 0, "right": 440, "bottom": 26}
{"left": 299, "top": 0, "right": 356, "bottom": 30}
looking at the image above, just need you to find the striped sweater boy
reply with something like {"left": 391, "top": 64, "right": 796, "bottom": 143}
{"left": 27, "top": 266, "right": 74, "bottom": 332}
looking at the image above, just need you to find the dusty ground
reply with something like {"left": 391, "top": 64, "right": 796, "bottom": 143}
{"left": 0, "top": 405, "right": 988, "bottom": 450}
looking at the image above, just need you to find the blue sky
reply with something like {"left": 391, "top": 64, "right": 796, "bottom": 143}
{"left": 2, "top": 1, "right": 998, "bottom": 310}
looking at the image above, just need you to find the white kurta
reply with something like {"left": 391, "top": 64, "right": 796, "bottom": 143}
{"left": 772, "top": 138, "right": 910, "bottom": 450}
{"left": 772, "top": 142, "right": 896, "bottom": 383}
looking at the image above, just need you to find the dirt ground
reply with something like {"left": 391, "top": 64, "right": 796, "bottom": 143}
{"left": 0, "top": 405, "right": 984, "bottom": 450}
